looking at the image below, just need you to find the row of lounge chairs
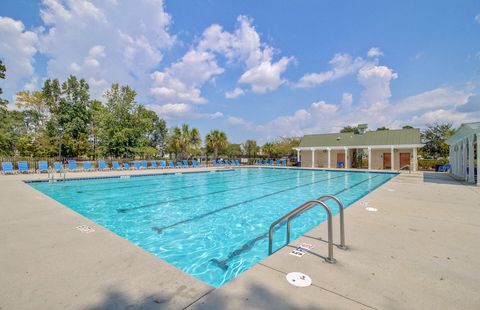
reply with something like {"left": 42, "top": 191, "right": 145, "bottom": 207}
{"left": 257, "top": 159, "right": 287, "bottom": 166}
{"left": 212, "top": 159, "right": 241, "bottom": 166}
{"left": 0, "top": 159, "right": 211, "bottom": 174}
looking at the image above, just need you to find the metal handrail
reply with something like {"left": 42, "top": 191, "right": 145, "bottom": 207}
{"left": 316, "top": 195, "right": 347, "bottom": 250}
{"left": 268, "top": 199, "right": 336, "bottom": 264}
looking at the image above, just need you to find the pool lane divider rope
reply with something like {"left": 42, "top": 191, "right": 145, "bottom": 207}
{"left": 209, "top": 174, "right": 383, "bottom": 270}
{"left": 149, "top": 173, "right": 348, "bottom": 232}
{"left": 117, "top": 170, "right": 338, "bottom": 214}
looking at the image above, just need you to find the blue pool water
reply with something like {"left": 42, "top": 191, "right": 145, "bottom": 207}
{"left": 29, "top": 168, "right": 396, "bottom": 287}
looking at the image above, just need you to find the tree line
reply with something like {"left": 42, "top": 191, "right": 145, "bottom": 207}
{"left": 0, "top": 61, "right": 299, "bottom": 160}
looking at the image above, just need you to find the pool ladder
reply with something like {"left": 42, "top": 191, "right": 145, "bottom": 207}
{"left": 268, "top": 195, "right": 346, "bottom": 264}
{"left": 47, "top": 169, "right": 66, "bottom": 182}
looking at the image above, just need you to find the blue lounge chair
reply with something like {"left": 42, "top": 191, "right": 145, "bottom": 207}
{"left": 123, "top": 163, "right": 131, "bottom": 169}
{"left": 151, "top": 161, "right": 158, "bottom": 168}
{"left": 53, "top": 162, "right": 63, "bottom": 172}
{"left": 98, "top": 160, "right": 108, "bottom": 170}
{"left": 281, "top": 160, "right": 286, "bottom": 166}
{"left": 183, "top": 160, "right": 190, "bottom": 167}
{"left": 275, "top": 160, "right": 280, "bottom": 166}
{"left": 160, "top": 161, "right": 166, "bottom": 168}
{"left": 1, "top": 162, "right": 14, "bottom": 174}
{"left": 112, "top": 161, "right": 120, "bottom": 170}
{"left": 337, "top": 162, "right": 344, "bottom": 168}
{"left": 17, "top": 161, "right": 30, "bottom": 173}
{"left": 83, "top": 162, "right": 93, "bottom": 171}
{"left": 192, "top": 160, "right": 198, "bottom": 167}
{"left": 269, "top": 160, "right": 274, "bottom": 165}
{"left": 38, "top": 161, "right": 49, "bottom": 173}
{"left": 168, "top": 161, "right": 175, "bottom": 168}
{"left": 235, "top": 160, "right": 240, "bottom": 166}
{"left": 176, "top": 162, "right": 183, "bottom": 168}
{"left": 141, "top": 160, "right": 148, "bottom": 169}
{"left": 68, "top": 160, "right": 78, "bottom": 171}
{"left": 133, "top": 161, "right": 141, "bottom": 169}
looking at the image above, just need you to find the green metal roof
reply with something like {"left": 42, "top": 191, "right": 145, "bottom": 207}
{"left": 299, "top": 128, "right": 421, "bottom": 148}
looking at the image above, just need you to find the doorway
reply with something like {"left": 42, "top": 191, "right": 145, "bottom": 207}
{"left": 383, "top": 153, "right": 391, "bottom": 169}
{"left": 400, "top": 153, "right": 410, "bottom": 169}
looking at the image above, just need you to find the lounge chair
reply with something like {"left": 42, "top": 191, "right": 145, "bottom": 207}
{"left": 212, "top": 160, "right": 218, "bottom": 167}
{"left": 68, "top": 160, "right": 78, "bottom": 171}
{"left": 98, "top": 160, "right": 108, "bottom": 170}
{"left": 38, "top": 161, "right": 49, "bottom": 173}
{"left": 151, "top": 161, "right": 158, "bottom": 169}
{"left": 18, "top": 161, "right": 30, "bottom": 173}
{"left": 141, "top": 160, "right": 148, "bottom": 169}
{"left": 275, "top": 160, "right": 280, "bottom": 166}
{"left": 53, "top": 162, "right": 63, "bottom": 172}
{"left": 176, "top": 162, "right": 183, "bottom": 168}
{"left": 281, "top": 160, "right": 286, "bottom": 166}
{"left": 160, "top": 160, "right": 166, "bottom": 168}
{"left": 269, "top": 160, "right": 274, "bottom": 165}
{"left": 337, "top": 162, "right": 344, "bottom": 168}
{"left": 1, "top": 162, "right": 14, "bottom": 174}
{"left": 82, "top": 162, "right": 94, "bottom": 171}
{"left": 182, "top": 160, "right": 190, "bottom": 167}
{"left": 123, "top": 163, "right": 131, "bottom": 169}
{"left": 112, "top": 161, "right": 121, "bottom": 170}
{"left": 191, "top": 160, "right": 198, "bottom": 167}
{"left": 235, "top": 160, "right": 240, "bottom": 166}
{"left": 168, "top": 162, "right": 175, "bottom": 168}
{"left": 133, "top": 161, "right": 141, "bottom": 170}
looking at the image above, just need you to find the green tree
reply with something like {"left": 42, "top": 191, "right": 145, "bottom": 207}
{"left": 101, "top": 84, "right": 140, "bottom": 157}
{"left": 421, "top": 123, "right": 455, "bottom": 159}
{"left": 167, "top": 124, "right": 201, "bottom": 159}
{"left": 340, "top": 125, "right": 359, "bottom": 134}
{"left": 225, "top": 143, "right": 242, "bottom": 158}
{"left": 243, "top": 139, "right": 259, "bottom": 157}
{"left": 206, "top": 130, "right": 228, "bottom": 159}
{"left": 402, "top": 125, "right": 413, "bottom": 129}
{"left": 262, "top": 142, "right": 279, "bottom": 158}
{"left": 376, "top": 126, "right": 389, "bottom": 131}
{"left": 0, "top": 60, "right": 7, "bottom": 112}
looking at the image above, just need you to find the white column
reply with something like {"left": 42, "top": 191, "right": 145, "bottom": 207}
{"left": 344, "top": 147, "right": 349, "bottom": 169}
{"left": 477, "top": 134, "right": 480, "bottom": 186}
{"left": 468, "top": 136, "right": 475, "bottom": 183}
{"left": 463, "top": 140, "right": 468, "bottom": 181}
{"left": 311, "top": 148, "right": 315, "bottom": 168}
{"left": 327, "top": 148, "right": 331, "bottom": 169}
{"left": 456, "top": 143, "right": 461, "bottom": 176}
{"left": 390, "top": 146, "right": 394, "bottom": 171}
{"left": 413, "top": 147, "right": 417, "bottom": 172}
{"left": 368, "top": 146, "right": 372, "bottom": 170}
{"left": 296, "top": 149, "right": 300, "bottom": 165}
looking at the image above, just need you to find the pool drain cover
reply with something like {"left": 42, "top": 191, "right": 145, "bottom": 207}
{"left": 286, "top": 272, "right": 312, "bottom": 287}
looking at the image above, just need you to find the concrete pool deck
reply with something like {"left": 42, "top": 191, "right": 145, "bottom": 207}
{"left": 1, "top": 168, "right": 479, "bottom": 309}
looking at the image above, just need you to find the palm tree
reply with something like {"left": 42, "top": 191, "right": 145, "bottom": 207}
{"left": 168, "top": 124, "right": 201, "bottom": 159}
{"left": 206, "top": 130, "right": 228, "bottom": 159}
{"left": 262, "top": 142, "right": 277, "bottom": 158}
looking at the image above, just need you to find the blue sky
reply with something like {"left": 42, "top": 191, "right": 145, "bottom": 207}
{"left": 1, "top": 0, "right": 479, "bottom": 143}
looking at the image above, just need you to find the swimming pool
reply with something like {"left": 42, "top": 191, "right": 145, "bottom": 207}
{"left": 28, "top": 168, "right": 396, "bottom": 287}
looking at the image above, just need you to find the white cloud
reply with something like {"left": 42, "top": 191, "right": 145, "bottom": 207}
{"left": 238, "top": 56, "right": 292, "bottom": 93}
{"left": 341, "top": 92, "right": 353, "bottom": 107}
{"left": 367, "top": 47, "right": 383, "bottom": 58}
{"left": 357, "top": 65, "right": 398, "bottom": 121}
{"left": 0, "top": 17, "right": 38, "bottom": 98}
{"left": 294, "top": 53, "right": 371, "bottom": 88}
{"left": 198, "top": 15, "right": 293, "bottom": 93}
{"left": 225, "top": 87, "right": 245, "bottom": 99}
{"left": 37, "top": 0, "right": 175, "bottom": 99}
{"left": 150, "top": 50, "right": 224, "bottom": 105}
